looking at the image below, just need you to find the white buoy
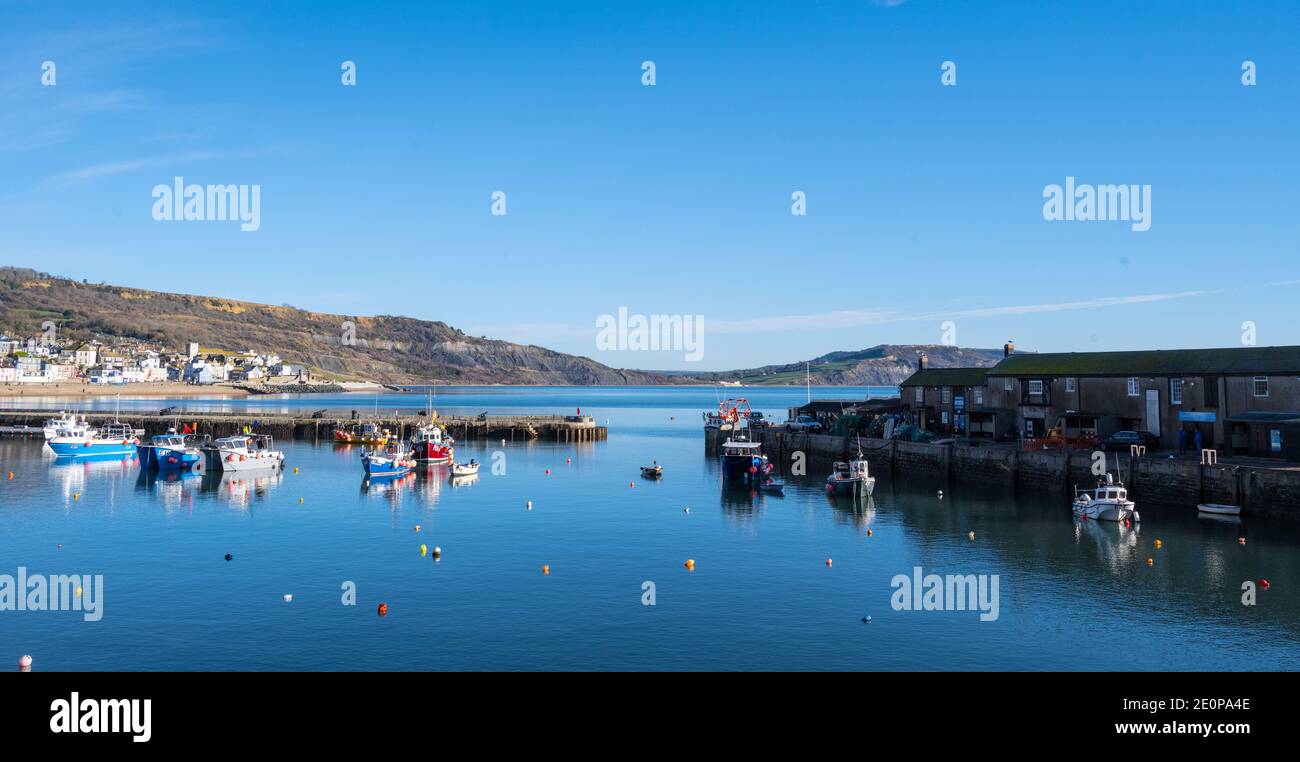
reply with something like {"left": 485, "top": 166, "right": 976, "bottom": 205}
{"left": 18, "top": 654, "right": 32, "bottom": 672}
{"left": 432, "top": 546, "right": 442, "bottom": 558}
{"left": 968, "top": 531, "right": 975, "bottom": 540}
{"left": 501, "top": 439, "right": 506, "bottom": 446}
{"left": 527, "top": 501, "right": 533, "bottom": 510}
{"left": 282, "top": 594, "right": 293, "bottom": 603}
{"left": 683, "top": 507, "right": 690, "bottom": 514}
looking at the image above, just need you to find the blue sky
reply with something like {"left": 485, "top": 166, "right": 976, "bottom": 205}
{"left": 2, "top": 0, "right": 1297, "bottom": 371}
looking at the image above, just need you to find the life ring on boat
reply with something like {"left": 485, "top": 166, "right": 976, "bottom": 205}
{"left": 226, "top": 455, "right": 234, "bottom": 462}
{"left": 239, "top": 455, "right": 246, "bottom": 461}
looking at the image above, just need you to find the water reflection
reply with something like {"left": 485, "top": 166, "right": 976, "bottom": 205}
{"left": 827, "top": 494, "right": 877, "bottom": 530}
{"left": 200, "top": 469, "right": 284, "bottom": 511}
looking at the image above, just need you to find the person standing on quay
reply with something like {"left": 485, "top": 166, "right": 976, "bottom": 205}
{"left": 1194, "top": 429, "right": 1204, "bottom": 454}
{"left": 1178, "top": 428, "right": 1187, "bottom": 455}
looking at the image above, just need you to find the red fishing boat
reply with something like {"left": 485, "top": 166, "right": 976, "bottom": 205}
{"left": 411, "top": 424, "right": 454, "bottom": 464}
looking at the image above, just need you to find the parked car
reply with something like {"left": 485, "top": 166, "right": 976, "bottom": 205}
{"left": 1101, "top": 430, "right": 1159, "bottom": 451}
{"left": 785, "top": 415, "right": 823, "bottom": 433}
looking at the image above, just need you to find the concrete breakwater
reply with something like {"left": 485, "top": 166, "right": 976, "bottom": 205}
{"left": 0, "top": 411, "right": 606, "bottom": 444}
{"left": 706, "top": 427, "right": 1300, "bottom": 519}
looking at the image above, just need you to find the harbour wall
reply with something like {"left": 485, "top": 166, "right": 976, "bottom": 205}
{"left": 0, "top": 411, "right": 606, "bottom": 444}
{"left": 707, "top": 428, "right": 1300, "bottom": 520}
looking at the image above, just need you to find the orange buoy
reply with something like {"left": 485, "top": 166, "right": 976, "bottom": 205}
{"left": 542, "top": 564, "right": 550, "bottom": 575}
{"left": 1146, "top": 558, "right": 1154, "bottom": 566}
{"left": 684, "top": 559, "right": 695, "bottom": 571}
{"left": 413, "top": 525, "right": 422, "bottom": 532}
{"left": 377, "top": 602, "right": 388, "bottom": 617}
{"left": 866, "top": 529, "right": 873, "bottom": 537}
{"left": 6, "top": 472, "right": 12, "bottom": 479}
{"left": 1154, "top": 539, "right": 1162, "bottom": 548}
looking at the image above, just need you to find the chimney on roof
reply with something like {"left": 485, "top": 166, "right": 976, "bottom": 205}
{"left": 918, "top": 352, "right": 929, "bottom": 370}
{"left": 1004, "top": 340, "right": 1015, "bottom": 358}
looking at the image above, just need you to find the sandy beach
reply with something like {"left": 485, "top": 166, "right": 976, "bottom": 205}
{"left": 0, "top": 381, "right": 252, "bottom": 400}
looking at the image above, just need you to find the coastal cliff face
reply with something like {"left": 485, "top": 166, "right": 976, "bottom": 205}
{"left": 681, "top": 344, "right": 1008, "bottom": 386}
{"left": 0, "top": 268, "right": 679, "bottom": 385}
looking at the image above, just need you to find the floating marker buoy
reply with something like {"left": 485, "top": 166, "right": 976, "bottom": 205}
{"left": 19, "top": 654, "right": 33, "bottom": 671}
{"left": 1154, "top": 539, "right": 1162, "bottom": 548}
{"left": 629, "top": 481, "right": 635, "bottom": 488}
{"left": 377, "top": 602, "right": 388, "bottom": 617}
{"left": 413, "top": 525, "right": 422, "bottom": 532}
{"left": 565, "top": 458, "right": 571, "bottom": 464}
{"left": 293, "top": 467, "right": 299, "bottom": 474}
{"left": 938, "top": 490, "right": 944, "bottom": 496}
{"left": 684, "top": 559, "right": 695, "bottom": 570}
{"left": 1146, "top": 558, "right": 1154, "bottom": 566}
{"left": 526, "top": 501, "right": 533, "bottom": 510}
{"left": 968, "top": 531, "right": 975, "bottom": 540}
{"left": 72, "top": 493, "right": 79, "bottom": 500}
{"left": 1260, "top": 579, "right": 1271, "bottom": 590}
{"left": 501, "top": 439, "right": 506, "bottom": 446}
{"left": 866, "top": 529, "right": 873, "bottom": 537}
{"left": 224, "top": 553, "right": 232, "bottom": 561}
{"left": 1239, "top": 537, "right": 1247, "bottom": 545}
{"left": 57, "top": 544, "right": 62, "bottom": 549}
{"left": 861, "top": 616, "right": 872, "bottom": 624}
{"left": 825, "top": 558, "right": 833, "bottom": 567}
{"left": 432, "top": 546, "right": 442, "bottom": 558}
{"left": 683, "top": 507, "right": 690, "bottom": 514}
{"left": 542, "top": 564, "right": 550, "bottom": 575}
{"left": 6, "top": 472, "right": 12, "bottom": 480}
{"left": 283, "top": 594, "right": 293, "bottom": 603}
{"left": 545, "top": 468, "right": 550, "bottom": 475}
{"left": 420, "top": 544, "right": 428, "bottom": 556}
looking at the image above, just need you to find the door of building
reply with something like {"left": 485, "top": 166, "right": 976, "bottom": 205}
{"left": 1144, "top": 389, "right": 1161, "bottom": 436}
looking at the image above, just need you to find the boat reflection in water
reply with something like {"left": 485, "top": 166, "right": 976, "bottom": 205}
{"left": 448, "top": 472, "right": 479, "bottom": 488}
{"left": 135, "top": 468, "right": 202, "bottom": 515}
{"left": 49, "top": 452, "right": 136, "bottom": 500}
{"left": 201, "top": 468, "right": 284, "bottom": 511}
{"left": 1072, "top": 515, "right": 1142, "bottom": 572}
{"left": 826, "top": 493, "right": 876, "bottom": 530}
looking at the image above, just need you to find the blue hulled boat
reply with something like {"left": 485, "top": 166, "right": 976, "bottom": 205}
{"left": 362, "top": 442, "right": 415, "bottom": 479}
{"left": 48, "top": 422, "right": 139, "bottom": 458}
{"left": 137, "top": 429, "right": 206, "bottom": 471}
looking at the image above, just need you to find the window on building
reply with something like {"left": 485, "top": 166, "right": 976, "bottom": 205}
{"left": 1170, "top": 377, "right": 1184, "bottom": 405}
{"left": 915, "top": 387, "right": 923, "bottom": 403}
{"left": 1065, "top": 377, "right": 1076, "bottom": 392}
{"left": 1254, "top": 377, "right": 1269, "bottom": 397}
{"left": 1028, "top": 379, "right": 1043, "bottom": 396}
{"left": 973, "top": 388, "right": 984, "bottom": 405}
{"left": 1003, "top": 378, "right": 1013, "bottom": 392}
{"left": 1127, "top": 378, "right": 1140, "bottom": 397}
{"left": 941, "top": 388, "right": 952, "bottom": 404}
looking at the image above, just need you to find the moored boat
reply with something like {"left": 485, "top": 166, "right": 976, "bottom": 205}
{"left": 826, "top": 456, "right": 874, "bottom": 497}
{"left": 411, "top": 424, "right": 454, "bottom": 464}
{"left": 207, "top": 434, "right": 284, "bottom": 472}
{"left": 1197, "top": 503, "right": 1241, "bottom": 516}
{"left": 137, "top": 428, "right": 207, "bottom": 471}
{"left": 47, "top": 422, "right": 139, "bottom": 458}
{"left": 640, "top": 463, "right": 663, "bottom": 478}
{"left": 720, "top": 437, "right": 764, "bottom": 480}
{"left": 1072, "top": 473, "right": 1139, "bottom": 522}
{"left": 361, "top": 441, "right": 415, "bottom": 478}
{"left": 333, "top": 422, "right": 391, "bottom": 445}
{"left": 757, "top": 479, "right": 785, "bottom": 494}
{"left": 450, "top": 460, "right": 480, "bottom": 478}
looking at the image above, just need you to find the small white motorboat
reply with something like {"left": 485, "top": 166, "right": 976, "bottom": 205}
{"left": 208, "top": 435, "right": 284, "bottom": 472}
{"left": 43, "top": 411, "right": 90, "bottom": 440}
{"left": 450, "top": 459, "right": 480, "bottom": 477}
{"left": 1197, "top": 503, "right": 1241, "bottom": 516}
{"left": 1072, "top": 473, "right": 1139, "bottom": 522}
{"left": 826, "top": 456, "right": 874, "bottom": 498}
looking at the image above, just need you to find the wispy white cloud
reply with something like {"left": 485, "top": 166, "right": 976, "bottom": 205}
{"left": 41, "top": 151, "right": 253, "bottom": 189}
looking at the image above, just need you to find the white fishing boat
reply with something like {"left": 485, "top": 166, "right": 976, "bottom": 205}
{"left": 1072, "top": 473, "right": 1139, "bottom": 522}
{"left": 826, "top": 457, "right": 875, "bottom": 497}
{"left": 207, "top": 434, "right": 284, "bottom": 472}
{"left": 43, "top": 411, "right": 90, "bottom": 440}
{"left": 450, "top": 459, "right": 480, "bottom": 477}
{"left": 1197, "top": 503, "right": 1241, "bottom": 516}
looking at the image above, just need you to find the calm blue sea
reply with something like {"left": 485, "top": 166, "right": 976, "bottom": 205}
{"left": 1, "top": 386, "right": 1297, "bottom": 671}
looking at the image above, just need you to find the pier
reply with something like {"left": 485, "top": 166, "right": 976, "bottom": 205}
{"left": 707, "top": 426, "right": 1300, "bottom": 519}
{"left": 0, "top": 410, "right": 606, "bottom": 444}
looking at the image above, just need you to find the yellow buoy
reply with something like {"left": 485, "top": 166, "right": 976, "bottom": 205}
{"left": 73, "top": 493, "right": 79, "bottom": 500}
{"left": 298, "top": 497, "right": 304, "bottom": 504}
{"left": 1154, "top": 539, "right": 1163, "bottom": 548}
{"left": 420, "top": 544, "right": 428, "bottom": 556}
{"left": 293, "top": 467, "right": 299, "bottom": 474}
